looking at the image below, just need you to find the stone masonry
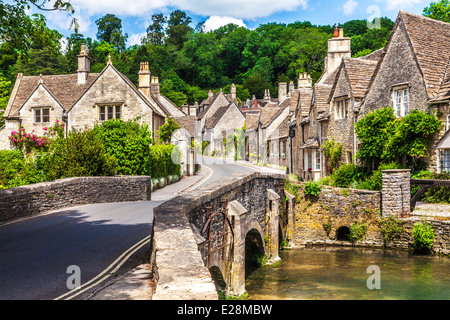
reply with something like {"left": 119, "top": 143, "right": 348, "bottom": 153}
{"left": 382, "top": 169, "right": 411, "bottom": 217}
{"left": 0, "top": 176, "right": 151, "bottom": 223}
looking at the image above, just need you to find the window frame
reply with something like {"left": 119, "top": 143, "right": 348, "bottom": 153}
{"left": 334, "top": 98, "right": 349, "bottom": 120}
{"left": 392, "top": 86, "right": 409, "bottom": 118}
{"left": 98, "top": 104, "right": 123, "bottom": 122}
{"left": 33, "top": 107, "right": 51, "bottom": 124}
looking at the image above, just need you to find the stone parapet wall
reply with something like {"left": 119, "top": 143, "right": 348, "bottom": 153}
{"left": 150, "top": 172, "right": 287, "bottom": 299}
{"left": 0, "top": 176, "right": 151, "bottom": 223}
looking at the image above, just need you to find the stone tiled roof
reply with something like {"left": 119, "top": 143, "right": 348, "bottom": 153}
{"left": 205, "top": 104, "right": 234, "bottom": 129}
{"left": 174, "top": 115, "right": 197, "bottom": 136}
{"left": 298, "top": 87, "right": 313, "bottom": 117}
{"left": 312, "top": 84, "right": 332, "bottom": 112}
{"left": 5, "top": 73, "right": 99, "bottom": 118}
{"left": 398, "top": 11, "right": 450, "bottom": 99}
{"left": 329, "top": 58, "right": 378, "bottom": 103}
{"left": 245, "top": 112, "right": 260, "bottom": 131}
{"left": 5, "top": 65, "right": 168, "bottom": 119}
{"left": 260, "top": 105, "right": 287, "bottom": 128}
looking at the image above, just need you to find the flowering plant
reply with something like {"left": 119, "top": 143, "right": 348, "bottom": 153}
{"left": 9, "top": 127, "right": 52, "bottom": 154}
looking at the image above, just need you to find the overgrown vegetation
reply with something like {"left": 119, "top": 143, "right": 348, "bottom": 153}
{"left": 412, "top": 221, "right": 435, "bottom": 252}
{"left": 379, "top": 215, "right": 405, "bottom": 244}
{"left": 304, "top": 180, "right": 322, "bottom": 197}
{"left": 348, "top": 222, "right": 368, "bottom": 243}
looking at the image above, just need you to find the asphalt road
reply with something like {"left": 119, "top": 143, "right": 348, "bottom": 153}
{"left": 0, "top": 157, "right": 258, "bottom": 300}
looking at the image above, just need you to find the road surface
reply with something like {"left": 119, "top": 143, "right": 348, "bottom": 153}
{"left": 0, "top": 157, "right": 260, "bottom": 300}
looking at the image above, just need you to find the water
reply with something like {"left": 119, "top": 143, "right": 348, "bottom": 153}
{"left": 245, "top": 247, "right": 450, "bottom": 300}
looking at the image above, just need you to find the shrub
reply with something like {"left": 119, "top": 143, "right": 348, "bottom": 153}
{"left": 0, "top": 150, "right": 43, "bottom": 189}
{"left": 331, "top": 164, "right": 358, "bottom": 188}
{"left": 94, "top": 118, "right": 153, "bottom": 175}
{"left": 379, "top": 215, "right": 405, "bottom": 244}
{"left": 412, "top": 221, "right": 435, "bottom": 252}
{"left": 365, "top": 162, "right": 403, "bottom": 191}
{"left": 322, "top": 137, "right": 343, "bottom": 173}
{"left": 348, "top": 222, "right": 367, "bottom": 243}
{"left": 148, "top": 144, "right": 181, "bottom": 179}
{"left": 40, "top": 129, "right": 116, "bottom": 180}
{"left": 304, "top": 180, "right": 322, "bottom": 197}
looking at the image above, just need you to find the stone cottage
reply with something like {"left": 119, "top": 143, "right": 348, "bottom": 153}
{"left": 0, "top": 45, "right": 184, "bottom": 150}
{"left": 359, "top": 11, "right": 450, "bottom": 172}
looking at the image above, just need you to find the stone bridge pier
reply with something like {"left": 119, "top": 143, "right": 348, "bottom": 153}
{"left": 151, "top": 172, "right": 288, "bottom": 299}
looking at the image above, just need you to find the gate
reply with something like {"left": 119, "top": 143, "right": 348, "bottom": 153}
{"left": 410, "top": 178, "right": 450, "bottom": 210}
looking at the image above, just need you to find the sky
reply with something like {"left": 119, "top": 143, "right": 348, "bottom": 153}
{"left": 28, "top": 0, "right": 429, "bottom": 47}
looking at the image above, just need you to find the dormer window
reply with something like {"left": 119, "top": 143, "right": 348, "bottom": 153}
{"left": 393, "top": 86, "right": 408, "bottom": 117}
{"left": 34, "top": 107, "right": 50, "bottom": 124}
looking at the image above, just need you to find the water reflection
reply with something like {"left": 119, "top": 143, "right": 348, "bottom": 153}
{"left": 245, "top": 247, "right": 450, "bottom": 300}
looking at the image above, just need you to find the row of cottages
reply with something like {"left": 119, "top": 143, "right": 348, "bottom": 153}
{"left": 0, "top": 44, "right": 186, "bottom": 151}
{"left": 290, "top": 11, "right": 450, "bottom": 181}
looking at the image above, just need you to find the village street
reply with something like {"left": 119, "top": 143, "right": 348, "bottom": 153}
{"left": 0, "top": 157, "right": 284, "bottom": 300}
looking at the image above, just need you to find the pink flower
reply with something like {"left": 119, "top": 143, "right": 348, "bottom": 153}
{"left": 13, "top": 138, "right": 16, "bottom": 142}
{"left": 56, "top": 119, "right": 59, "bottom": 123}
{"left": 38, "top": 143, "right": 42, "bottom": 146}
{"left": 43, "top": 127, "right": 48, "bottom": 131}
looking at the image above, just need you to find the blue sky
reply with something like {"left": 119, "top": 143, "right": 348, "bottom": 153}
{"left": 31, "top": 0, "right": 429, "bottom": 47}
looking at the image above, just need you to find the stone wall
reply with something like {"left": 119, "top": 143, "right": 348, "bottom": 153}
{"left": 289, "top": 183, "right": 383, "bottom": 247}
{"left": 150, "top": 172, "right": 286, "bottom": 299}
{"left": 0, "top": 176, "right": 151, "bottom": 223}
{"left": 288, "top": 181, "right": 449, "bottom": 255}
{"left": 381, "top": 169, "right": 411, "bottom": 217}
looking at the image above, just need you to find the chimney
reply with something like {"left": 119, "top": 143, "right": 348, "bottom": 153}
{"left": 77, "top": 44, "right": 90, "bottom": 85}
{"left": 230, "top": 83, "right": 237, "bottom": 100}
{"left": 182, "top": 104, "right": 189, "bottom": 115}
{"left": 325, "top": 24, "right": 351, "bottom": 76}
{"left": 208, "top": 90, "right": 213, "bottom": 98}
{"left": 278, "top": 82, "right": 287, "bottom": 102}
{"left": 288, "top": 81, "right": 295, "bottom": 97}
{"left": 298, "top": 72, "right": 312, "bottom": 88}
{"left": 264, "top": 89, "right": 271, "bottom": 102}
{"left": 138, "top": 62, "right": 151, "bottom": 97}
{"left": 150, "top": 76, "right": 160, "bottom": 97}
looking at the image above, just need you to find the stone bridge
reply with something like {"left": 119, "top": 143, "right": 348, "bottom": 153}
{"left": 150, "top": 172, "right": 290, "bottom": 299}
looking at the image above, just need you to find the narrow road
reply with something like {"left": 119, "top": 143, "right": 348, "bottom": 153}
{"left": 0, "top": 157, "right": 261, "bottom": 300}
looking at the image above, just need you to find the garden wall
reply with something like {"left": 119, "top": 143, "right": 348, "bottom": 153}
{"left": 288, "top": 182, "right": 450, "bottom": 255}
{"left": 0, "top": 175, "right": 151, "bottom": 223}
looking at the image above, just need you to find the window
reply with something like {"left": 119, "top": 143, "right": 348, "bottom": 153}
{"left": 440, "top": 149, "right": 450, "bottom": 172}
{"left": 304, "top": 149, "right": 321, "bottom": 171}
{"left": 446, "top": 115, "right": 450, "bottom": 131}
{"left": 34, "top": 108, "right": 50, "bottom": 123}
{"left": 335, "top": 99, "right": 349, "bottom": 120}
{"left": 99, "top": 105, "right": 122, "bottom": 121}
{"left": 393, "top": 87, "right": 408, "bottom": 117}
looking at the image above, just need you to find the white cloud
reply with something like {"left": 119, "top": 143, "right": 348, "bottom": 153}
{"left": 128, "top": 32, "right": 146, "bottom": 46}
{"left": 203, "top": 16, "right": 246, "bottom": 32}
{"left": 69, "top": 0, "right": 308, "bottom": 20}
{"left": 343, "top": 0, "right": 358, "bottom": 15}
{"left": 383, "top": 0, "right": 422, "bottom": 11}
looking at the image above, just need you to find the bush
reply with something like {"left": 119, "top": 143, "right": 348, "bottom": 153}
{"left": 304, "top": 180, "right": 322, "bottom": 197}
{"left": 0, "top": 150, "right": 43, "bottom": 189}
{"left": 412, "top": 221, "right": 435, "bottom": 252}
{"left": 40, "top": 129, "right": 116, "bottom": 180}
{"left": 331, "top": 164, "right": 359, "bottom": 188}
{"left": 94, "top": 119, "right": 153, "bottom": 175}
{"left": 379, "top": 215, "right": 405, "bottom": 244}
{"left": 364, "top": 162, "right": 403, "bottom": 191}
{"left": 148, "top": 144, "right": 181, "bottom": 179}
{"left": 348, "top": 222, "right": 367, "bottom": 243}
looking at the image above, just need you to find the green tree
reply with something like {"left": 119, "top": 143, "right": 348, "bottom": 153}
{"left": 423, "top": 0, "right": 450, "bottom": 22}
{"left": 12, "top": 47, "right": 68, "bottom": 76}
{"left": 166, "top": 10, "right": 193, "bottom": 50}
{"left": 95, "top": 14, "right": 128, "bottom": 52}
{"left": 143, "top": 13, "right": 166, "bottom": 45}
{"left": 158, "top": 117, "right": 180, "bottom": 144}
